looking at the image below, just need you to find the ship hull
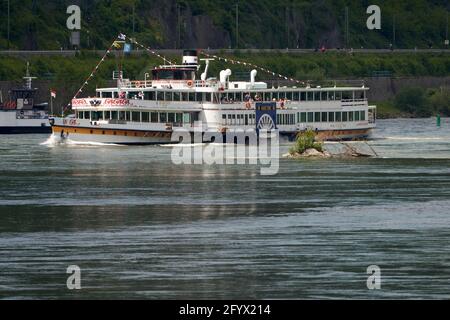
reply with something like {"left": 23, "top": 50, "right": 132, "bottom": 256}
{"left": 52, "top": 124, "right": 372, "bottom": 145}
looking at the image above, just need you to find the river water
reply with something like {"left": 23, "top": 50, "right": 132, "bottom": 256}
{"left": 0, "top": 118, "right": 449, "bottom": 299}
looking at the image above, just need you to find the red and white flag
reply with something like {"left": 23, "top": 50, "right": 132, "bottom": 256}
{"left": 50, "top": 90, "right": 57, "bottom": 98}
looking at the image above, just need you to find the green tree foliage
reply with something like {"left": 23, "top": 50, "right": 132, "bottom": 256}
{"left": 0, "top": 0, "right": 448, "bottom": 50}
{"left": 289, "top": 129, "right": 323, "bottom": 155}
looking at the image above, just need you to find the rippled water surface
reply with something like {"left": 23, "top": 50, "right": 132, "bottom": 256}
{"left": 1, "top": 118, "right": 450, "bottom": 299}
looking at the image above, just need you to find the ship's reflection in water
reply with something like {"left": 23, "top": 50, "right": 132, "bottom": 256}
{"left": 1, "top": 118, "right": 450, "bottom": 299}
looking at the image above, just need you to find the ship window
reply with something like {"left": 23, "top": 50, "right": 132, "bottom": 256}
{"left": 314, "top": 92, "right": 321, "bottom": 101}
{"left": 105, "top": 111, "right": 111, "bottom": 120}
{"left": 103, "top": 92, "right": 112, "bottom": 98}
{"left": 360, "top": 111, "right": 366, "bottom": 121}
{"left": 286, "top": 92, "right": 293, "bottom": 100}
{"left": 114, "top": 92, "right": 119, "bottom": 98}
{"left": 132, "top": 112, "right": 140, "bottom": 122}
{"left": 195, "top": 93, "right": 203, "bottom": 102}
{"left": 151, "top": 112, "right": 158, "bottom": 123}
{"left": 356, "top": 91, "right": 364, "bottom": 100}
{"left": 300, "top": 92, "right": 306, "bottom": 101}
{"left": 127, "top": 112, "right": 132, "bottom": 121}
{"left": 355, "top": 111, "right": 360, "bottom": 121}
{"left": 181, "top": 92, "right": 188, "bottom": 101}
{"left": 144, "top": 91, "right": 155, "bottom": 100}
{"left": 111, "top": 111, "right": 118, "bottom": 120}
{"left": 183, "top": 113, "right": 191, "bottom": 124}
{"left": 321, "top": 112, "right": 328, "bottom": 122}
{"left": 342, "top": 91, "right": 352, "bottom": 100}
{"left": 335, "top": 112, "right": 342, "bottom": 122}
{"left": 328, "top": 112, "right": 335, "bottom": 122}
{"left": 349, "top": 111, "right": 354, "bottom": 121}
{"left": 159, "top": 112, "right": 167, "bottom": 123}
{"left": 293, "top": 92, "right": 299, "bottom": 101}
{"left": 322, "top": 91, "right": 328, "bottom": 101}
{"left": 329, "top": 92, "right": 336, "bottom": 100}
{"left": 142, "top": 112, "right": 150, "bottom": 122}
{"left": 335, "top": 92, "right": 342, "bottom": 100}
{"left": 222, "top": 114, "right": 227, "bottom": 125}
{"left": 119, "top": 111, "right": 126, "bottom": 121}
{"left": 307, "top": 92, "right": 313, "bottom": 101}
{"left": 78, "top": 112, "right": 83, "bottom": 119}
{"left": 83, "top": 111, "right": 89, "bottom": 119}
{"left": 176, "top": 113, "right": 183, "bottom": 124}
{"left": 314, "top": 112, "right": 321, "bottom": 122}
{"left": 307, "top": 112, "right": 313, "bottom": 122}
{"left": 164, "top": 92, "right": 172, "bottom": 101}
{"left": 189, "top": 93, "right": 195, "bottom": 102}
{"left": 300, "top": 112, "right": 307, "bottom": 123}
{"left": 174, "top": 92, "right": 181, "bottom": 101}
{"left": 342, "top": 112, "right": 348, "bottom": 122}
{"left": 168, "top": 113, "right": 175, "bottom": 123}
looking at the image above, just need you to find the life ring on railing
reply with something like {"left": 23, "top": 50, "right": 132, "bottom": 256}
{"left": 187, "top": 80, "right": 194, "bottom": 88}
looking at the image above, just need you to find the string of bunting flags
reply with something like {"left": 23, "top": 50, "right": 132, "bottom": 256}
{"left": 127, "top": 35, "right": 174, "bottom": 66}
{"left": 64, "top": 33, "right": 173, "bottom": 113}
{"left": 199, "top": 51, "right": 308, "bottom": 86}
{"left": 63, "top": 37, "right": 118, "bottom": 113}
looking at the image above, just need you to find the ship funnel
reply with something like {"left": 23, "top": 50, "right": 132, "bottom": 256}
{"left": 182, "top": 50, "right": 198, "bottom": 66}
{"left": 250, "top": 69, "right": 257, "bottom": 86}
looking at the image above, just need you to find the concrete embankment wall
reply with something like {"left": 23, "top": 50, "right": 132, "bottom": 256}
{"left": 1, "top": 77, "right": 449, "bottom": 114}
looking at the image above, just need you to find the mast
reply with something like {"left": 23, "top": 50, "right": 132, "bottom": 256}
{"left": 23, "top": 62, "right": 37, "bottom": 89}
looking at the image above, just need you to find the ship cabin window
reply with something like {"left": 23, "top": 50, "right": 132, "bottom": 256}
{"left": 321, "top": 112, "right": 328, "bottom": 122}
{"left": 77, "top": 112, "right": 83, "bottom": 119}
{"left": 111, "top": 111, "right": 118, "bottom": 120}
{"left": 157, "top": 91, "right": 164, "bottom": 101}
{"left": 328, "top": 112, "right": 335, "bottom": 122}
{"left": 314, "top": 112, "right": 321, "bottom": 122}
{"left": 189, "top": 92, "right": 195, "bottom": 102}
{"left": 142, "top": 112, "right": 150, "bottom": 123}
{"left": 314, "top": 92, "right": 321, "bottom": 101}
{"left": 300, "top": 112, "right": 307, "bottom": 123}
{"left": 173, "top": 92, "right": 181, "bottom": 101}
{"left": 321, "top": 92, "right": 328, "bottom": 101}
{"left": 349, "top": 111, "right": 354, "bottom": 122}
{"left": 354, "top": 111, "right": 360, "bottom": 121}
{"left": 360, "top": 111, "right": 366, "bottom": 121}
{"left": 335, "top": 92, "right": 342, "bottom": 101}
{"left": 355, "top": 90, "right": 365, "bottom": 100}
{"left": 113, "top": 92, "right": 119, "bottom": 98}
{"left": 151, "top": 112, "right": 158, "bottom": 123}
{"left": 182, "top": 92, "right": 188, "bottom": 101}
{"left": 159, "top": 112, "right": 167, "bottom": 123}
{"left": 144, "top": 91, "right": 155, "bottom": 100}
{"left": 342, "top": 91, "right": 352, "bottom": 100}
{"left": 152, "top": 69, "right": 194, "bottom": 81}
{"left": 335, "top": 112, "right": 342, "bottom": 122}
{"left": 105, "top": 111, "right": 111, "bottom": 120}
{"left": 119, "top": 111, "right": 126, "bottom": 121}
{"left": 342, "top": 112, "right": 348, "bottom": 122}
{"left": 168, "top": 113, "right": 175, "bottom": 123}
{"left": 228, "top": 114, "right": 232, "bottom": 125}
{"left": 195, "top": 93, "right": 203, "bottom": 102}
{"left": 103, "top": 92, "right": 112, "bottom": 98}
{"left": 307, "top": 112, "right": 314, "bottom": 122}
{"left": 132, "top": 112, "right": 140, "bottom": 122}
{"left": 222, "top": 114, "right": 227, "bottom": 125}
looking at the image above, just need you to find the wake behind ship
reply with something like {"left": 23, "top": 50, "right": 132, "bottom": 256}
{"left": 52, "top": 49, "right": 376, "bottom": 144}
